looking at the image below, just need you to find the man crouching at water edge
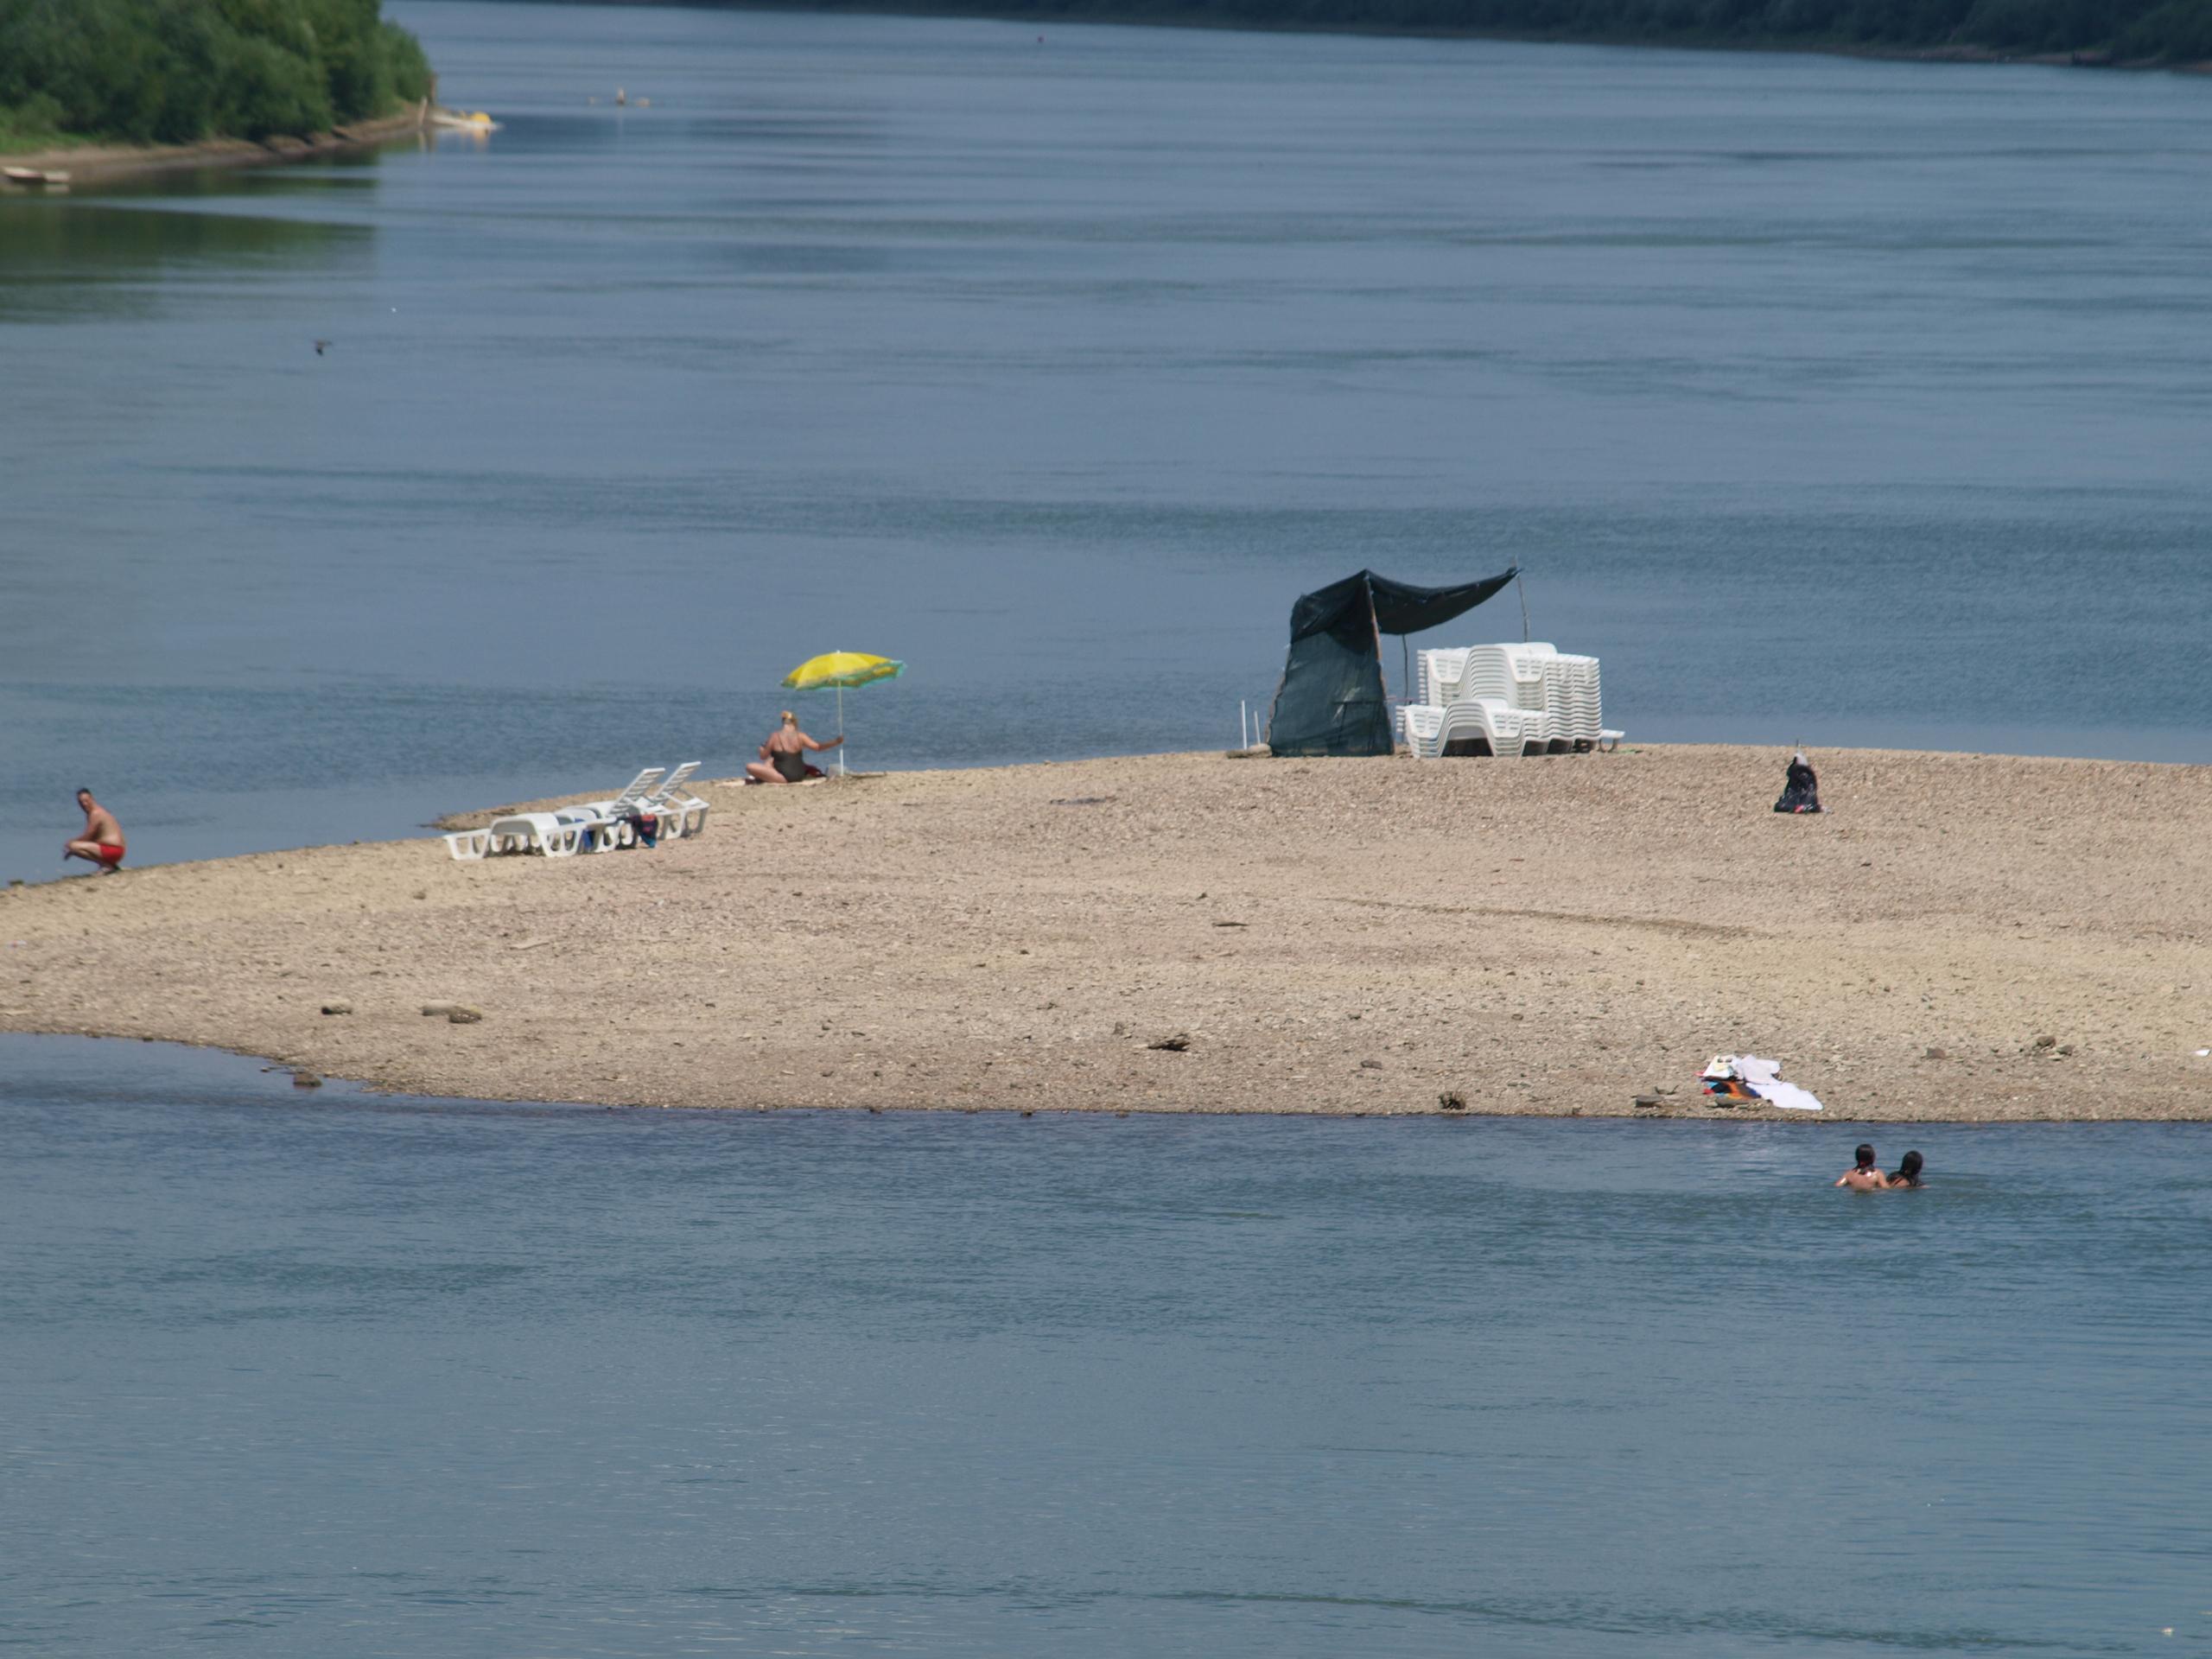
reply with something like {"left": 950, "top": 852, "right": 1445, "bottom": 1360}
{"left": 63, "top": 788, "right": 125, "bottom": 874}
{"left": 1835, "top": 1144, "right": 1887, "bottom": 1190}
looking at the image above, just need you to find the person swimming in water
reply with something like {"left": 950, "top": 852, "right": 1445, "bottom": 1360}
{"left": 1834, "top": 1143, "right": 1888, "bottom": 1190}
{"left": 1887, "top": 1150, "right": 1924, "bottom": 1189}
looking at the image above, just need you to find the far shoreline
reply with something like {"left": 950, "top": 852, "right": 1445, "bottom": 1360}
{"left": 0, "top": 102, "right": 444, "bottom": 194}
{"left": 599, "top": 0, "right": 2212, "bottom": 77}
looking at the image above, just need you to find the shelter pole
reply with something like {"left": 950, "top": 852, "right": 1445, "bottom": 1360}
{"left": 1402, "top": 636, "right": 1411, "bottom": 709}
{"left": 1516, "top": 571, "right": 1530, "bottom": 643}
{"left": 837, "top": 681, "right": 847, "bottom": 775}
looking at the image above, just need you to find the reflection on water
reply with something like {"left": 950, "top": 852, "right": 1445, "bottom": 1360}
{"left": 0, "top": 0, "right": 2208, "bottom": 888}
{"left": 0, "top": 200, "right": 367, "bottom": 321}
{"left": 2, "top": 1033, "right": 2209, "bottom": 1656}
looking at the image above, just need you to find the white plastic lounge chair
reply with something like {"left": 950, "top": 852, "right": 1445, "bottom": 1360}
{"left": 649, "top": 762, "right": 709, "bottom": 837}
{"left": 557, "top": 761, "right": 704, "bottom": 842}
{"left": 639, "top": 761, "right": 704, "bottom": 838}
{"left": 1440, "top": 697, "right": 1541, "bottom": 756}
{"left": 554, "top": 766, "right": 664, "bottom": 836}
{"left": 1417, "top": 647, "right": 1470, "bottom": 710}
{"left": 485, "top": 811, "right": 594, "bottom": 857}
{"left": 1398, "top": 703, "right": 1446, "bottom": 757}
{"left": 443, "top": 828, "right": 493, "bottom": 861}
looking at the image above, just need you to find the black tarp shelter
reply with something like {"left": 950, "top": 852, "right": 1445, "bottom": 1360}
{"left": 1267, "top": 567, "right": 1519, "bottom": 757}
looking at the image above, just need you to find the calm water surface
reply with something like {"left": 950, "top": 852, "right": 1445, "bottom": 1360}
{"left": 5, "top": 21, "right": 2208, "bottom": 1649}
{"left": 3, "top": 1034, "right": 2209, "bottom": 1655}
{"left": 3, "top": 4, "right": 2211, "bottom": 881}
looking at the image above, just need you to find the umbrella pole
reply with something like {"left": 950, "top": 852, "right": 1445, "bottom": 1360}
{"left": 837, "top": 683, "right": 846, "bottom": 775}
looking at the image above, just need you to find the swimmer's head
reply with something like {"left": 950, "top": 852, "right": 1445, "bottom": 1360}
{"left": 780, "top": 709, "right": 796, "bottom": 726}
{"left": 1854, "top": 1143, "right": 1876, "bottom": 1168}
{"left": 1898, "top": 1150, "right": 1923, "bottom": 1181}
{"left": 1792, "top": 752, "right": 1807, "bottom": 767}
{"left": 76, "top": 786, "right": 92, "bottom": 807}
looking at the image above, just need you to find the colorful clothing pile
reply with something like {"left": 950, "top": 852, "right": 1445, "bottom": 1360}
{"left": 1700, "top": 1055, "right": 1825, "bottom": 1111}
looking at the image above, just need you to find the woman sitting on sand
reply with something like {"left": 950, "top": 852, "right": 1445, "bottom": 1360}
{"left": 1887, "top": 1150, "right": 1925, "bottom": 1189}
{"left": 1774, "top": 751, "right": 1823, "bottom": 814}
{"left": 745, "top": 710, "right": 842, "bottom": 785}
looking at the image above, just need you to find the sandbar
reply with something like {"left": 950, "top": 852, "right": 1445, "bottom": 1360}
{"left": 3, "top": 745, "right": 2208, "bottom": 1121}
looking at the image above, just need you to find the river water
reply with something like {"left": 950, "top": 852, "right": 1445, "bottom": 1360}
{"left": 3, "top": 4, "right": 2212, "bottom": 882}
{"left": 4, "top": 14, "right": 2209, "bottom": 1649}
{"left": 3, "top": 1033, "right": 2209, "bottom": 1656}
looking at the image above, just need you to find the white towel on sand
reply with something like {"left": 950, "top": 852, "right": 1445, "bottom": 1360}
{"left": 1736, "top": 1055, "right": 1824, "bottom": 1111}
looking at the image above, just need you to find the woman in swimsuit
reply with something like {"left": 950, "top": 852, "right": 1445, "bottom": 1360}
{"left": 1887, "top": 1150, "right": 1924, "bottom": 1189}
{"left": 744, "top": 711, "right": 842, "bottom": 785}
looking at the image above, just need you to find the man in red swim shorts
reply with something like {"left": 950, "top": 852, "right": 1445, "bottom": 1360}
{"left": 65, "top": 787, "right": 126, "bottom": 874}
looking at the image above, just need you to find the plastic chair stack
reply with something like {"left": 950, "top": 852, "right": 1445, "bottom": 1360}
{"left": 1402, "top": 643, "right": 1618, "bottom": 758}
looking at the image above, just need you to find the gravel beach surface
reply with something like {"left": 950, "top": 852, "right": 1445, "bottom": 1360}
{"left": 3, "top": 745, "right": 2208, "bottom": 1121}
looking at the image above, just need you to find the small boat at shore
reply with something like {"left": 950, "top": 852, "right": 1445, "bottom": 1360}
{"left": 431, "top": 110, "right": 501, "bottom": 134}
{"left": 2, "top": 166, "right": 71, "bottom": 190}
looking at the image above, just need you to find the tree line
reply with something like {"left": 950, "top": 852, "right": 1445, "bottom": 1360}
{"left": 0, "top": 0, "right": 434, "bottom": 148}
{"left": 749, "top": 0, "right": 2212, "bottom": 60}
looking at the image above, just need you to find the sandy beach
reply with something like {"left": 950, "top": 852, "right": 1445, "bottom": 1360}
{"left": 3, "top": 744, "right": 2209, "bottom": 1121}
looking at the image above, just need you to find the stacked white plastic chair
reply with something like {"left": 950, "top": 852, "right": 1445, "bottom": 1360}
{"left": 1397, "top": 702, "right": 1446, "bottom": 756}
{"left": 1417, "top": 648, "right": 1469, "bottom": 711}
{"left": 1401, "top": 641, "right": 1618, "bottom": 758}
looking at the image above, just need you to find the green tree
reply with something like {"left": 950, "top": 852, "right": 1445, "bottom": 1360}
{"left": 0, "top": 0, "right": 435, "bottom": 146}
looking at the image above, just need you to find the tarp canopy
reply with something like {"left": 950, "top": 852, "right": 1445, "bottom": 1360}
{"left": 1268, "top": 567, "right": 1518, "bottom": 758}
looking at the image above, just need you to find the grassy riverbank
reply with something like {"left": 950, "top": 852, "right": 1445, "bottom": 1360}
{"left": 0, "top": 0, "right": 434, "bottom": 152}
{"left": 4, "top": 745, "right": 2209, "bottom": 1122}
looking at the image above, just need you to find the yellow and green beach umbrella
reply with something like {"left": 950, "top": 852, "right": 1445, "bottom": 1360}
{"left": 780, "top": 651, "right": 905, "bottom": 775}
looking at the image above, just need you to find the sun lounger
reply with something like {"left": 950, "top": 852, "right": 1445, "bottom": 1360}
{"left": 658, "top": 772, "right": 710, "bottom": 838}
{"left": 486, "top": 811, "right": 594, "bottom": 857}
{"left": 639, "top": 761, "right": 705, "bottom": 838}
{"left": 556, "top": 761, "right": 704, "bottom": 842}
{"left": 442, "top": 763, "right": 713, "bottom": 862}
{"left": 554, "top": 766, "right": 664, "bottom": 832}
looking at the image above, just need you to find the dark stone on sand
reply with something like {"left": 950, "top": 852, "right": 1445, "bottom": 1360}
{"left": 1147, "top": 1032, "right": 1191, "bottom": 1052}
{"left": 1360, "top": 1058, "right": 1383, "bottom": 1070}
{"left": 447, "top": 1006, "right": 484, "bottom": 1025}
{"left": 1438, "top": 1090, "right": 1466, "bottom": 1110}
{"left": 320, "top": 1001, "right": 352, "bottom": 1016}
{"left": 292, "top": 1071, "right": 322, "bottom": 1088}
